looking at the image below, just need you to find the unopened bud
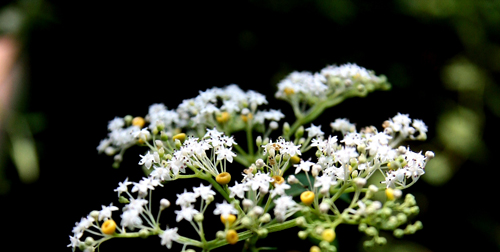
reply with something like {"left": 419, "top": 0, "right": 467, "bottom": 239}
{"left": 160, "top": 199, "right": 170, "bottom": 210}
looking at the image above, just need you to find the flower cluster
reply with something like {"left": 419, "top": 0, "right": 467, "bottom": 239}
{"left": 70, "top": 63, "right": 433, "bottom": 252}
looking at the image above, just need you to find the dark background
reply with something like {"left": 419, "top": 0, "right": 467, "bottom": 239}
{"left": 1, "top": 0, "right": 499, "bottom": 251}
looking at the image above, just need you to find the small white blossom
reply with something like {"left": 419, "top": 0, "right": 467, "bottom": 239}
{"left": 193, "top": 183, "right": 216, "bottom": 200}
{"left": 98, "top": 203, "right": 119, "bottom": 221}
{"left": 159, "top": 227, "right": 179, "bottom": 249}
{"left": 114, "top": 177, "right": 132, "bottom": 197}
{"left": 213, "top": 200, "right": 238, "bottom": 218}
{"left": 175, "top": 205, "right": 199, "bottom": 222}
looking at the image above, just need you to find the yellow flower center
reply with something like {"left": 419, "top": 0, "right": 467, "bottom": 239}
{"left": 132, "top": 117, "right": 145, "bottom": 128}
{"left": 220, "top": 214, "right": 237, "bottom": 226}
{"left": 216, "top": 112, "right": 230, "bottom": 123}
{"left": 226, "top": 229, "right": 239, "bottom": 245}
{"left": 241, "top": 113, "right": 253, "bottom": 122}
{"left": 284, "top": 87, "right": 295, "bottom": 95}
{"left": 310, "top": 245, "right": 321, "bottom": 252}
{"left": 172, "top": 133, "right": 186, "bottom": 143}
{"left": 300, "top": 191, "right": 315, "bottom": 206}
{"left": 321, "top": 228, "right": 336, "bottom": 242}
{"left": 385, "top": 188, "right": 395, "bottom": 201}
{"left": 272, "top": 175, "right": 284, "bottom": 186}
{"left": 290, "top": 155, "right": 301, "bottom": 164}
{"left": 216, "top": 172, "right": 231, "bottom": 185}
{"left": 101, "top": 219, "right": 116, "bottom": 235}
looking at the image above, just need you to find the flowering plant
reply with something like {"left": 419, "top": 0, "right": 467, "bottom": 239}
{"left": 69, "top": 63, "right": 434, "bottom": 252}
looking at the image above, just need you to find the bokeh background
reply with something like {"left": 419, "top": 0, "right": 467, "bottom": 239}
{"left": 1, "top": 0, "right": 499, "bottom": 251}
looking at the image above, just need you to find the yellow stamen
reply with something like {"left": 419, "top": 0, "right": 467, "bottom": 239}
{"left": 310, "top": 245, "right": 321, "bottom": 252}
{"left": 241, "top": 113, "right": 253, "bottom": 122}
{"left": 101, "top": 219, "right": 116, "bottom": 235}
{"left": 300, "top": 191, "right": 315, "bottom": 206}
{"left": 321, "top": 228, "right": 336, "bottom": 242}
{"left": 172, "top": 133, "right": 186, "bottom": 143}
{"left": 290, "top": 155, "right": 301, "bottom": 164}
{"left": 284, "top": 87, "right": 295, "bottom": 95}
{"left": 226, "top": 229, "right": 239, "bottom": 245}
{"left": 272, "top": 175, "right": 284, "bottom": 186}
{"left": 216, "top": 172, "right": 231, "bottom": 185}
{"left": 220, "top": 214, "right": 237, "bottom": 226}
{"left": 385, "top": 188, "right": 395, "bottom": 201}
{"left": 216, "top": 112, "right": 230, "bottom": 123}
{"left": 132, "top": 117, "right": 145, "bottom": 128}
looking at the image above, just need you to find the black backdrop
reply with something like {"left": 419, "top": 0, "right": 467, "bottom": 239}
{"left": 1, "top": 0, "right": 498, "bottom": 251}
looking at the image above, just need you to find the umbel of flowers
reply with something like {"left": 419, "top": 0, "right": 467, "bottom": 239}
{"left": 70, "top": 63, "right": 433, "bottom": 252}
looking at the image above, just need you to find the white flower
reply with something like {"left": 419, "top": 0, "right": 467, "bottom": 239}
{"left": 98, "top": 203, "right": 119, "bottom": 221}
{"left": 68, "top": 235, "right": 80, "bottom": 250}
{"left": 270, "top": 183, "right": 291, "bottom": 198}
{"left": 193, "top": 183, "right": 216, "bottom": 200}
{"left": 176, "top": 189, "right": 198, "bottom": 207}
{"left": 273, "top": 195, "right": 297, "bottom": 222}
{"left": 305, "top": 124, "right": 324, "bottom": 138}
{"left": 294, "top": 160, "right": 315, "bottom": 174}
{"left": 229, "top": 181, "right": 248, "bottom": 199}
{"left": 335, "top": 146, "right": 358, "bottom": 165}
{"left": 108, "top": 117, "right": 125, "bottom": 131}
{"left": 159, "top": 227, "right": 179, "bottom": 249}
{"left": 216, "top": 147, "right": 237, "bottom": 163}
{"left": 114, "top": 177, "right": 132, "bottom": 197}
{"left": 138, "top": 151, "right": 156, "bottom": 169}
{"left": 120, "top": 209, "right": 142, "bottom": 229}
{"left": 133, "top": 128, "right": 151, "bottom": 142}
{"left": 330, "top": 118, "right": 356, "bottom": 135}
{"left": 213, "top": 200, "right": 238, "bottom": 218}
{"left": 175, "top": 205, "right": 199, "bottom": 222}
{"left": 245, "top": 172, "right": 273, "bottom": 194}
{"left": 72, "top": 215, "right": 93, "bottom": 238}
{"left": 314, "top": 174, "right": 337, "bottom": 194}
{"left": 412, "top": 119, "right": 428, "bottom": 134}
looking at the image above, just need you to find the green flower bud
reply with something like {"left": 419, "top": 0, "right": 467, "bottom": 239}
{"left": 84, "top": 236, "right": 95, "bottom": 246}
{"left": 358, "top": 153, "right": 367, "bottom": 163}
{"left": 363, "top": 240, "right": 374, "bottom": 248}
{"left": 298, "top": 230, "right": 308, "bottom": 240}
{"left": 90, "top": 211, "right": 100, "bottom": 220}
{"left": 257, "top": 228, "right": 268, "bottom": 238}
{"left": 156, "top": 121, "right": 165, "bottom": 131}
{"left": 194, "top": 213, "right": 204, "bottom": 222}
{"left": 365, "top": 226, "right": 378, "bottom": 236}
{"left": 118, "top": 196, "right": 130, "bottom": 204}
{"left": 295, "top": 126, "right": 304, "bottom": 139}
{"left": 256, "top": 136, "right": 262, "bottom": 147}
{"left": 139, "top": 228, "right": 149, "bottom": 239}
{"left": 410, "top": 206, "right": 420, "bottom": 215}
{"left": 259, "top": 213, "right": 271, "bottom": 223}
{"left": 174, "top": 139, "right": 182, "bottom": 149}
{"left": 160, "top": 131, "right": 169, "bottom": 141}
{"left": 283, "top": 122, "right": 290, "bottom": 136}
{"left": 358, "top": 223, "right": 367, "bottom": 232}
{"left": 375, "top": 236, "right": 387, "bottom": 245}
{"left": 216, "top": 231, "right": 225, "bottom": 239}
{"left": 381, "top": 207, "right": 392, "bottom": 217}
{"left": 157, "top": 147, "right": 165, "bottom": 157}
{"left": 316, "top": 150, "right": 322, "bottom": 158}
{"left": 124, "top": 115, "right": 133, "bottom": 125}
{"left": 296, "top": 216, "right": 307, "bottom": 227}
{"left": 241, "top": 216, "right": 253, "bottom": 227}
{"left": 393, "top": 228, "right": 404, "bottom": 238}
{"left": 397, "top": 213, "right": 407, "bottom": 223}
{"left": 414, "top": 221, "right": 423, "bottom": 230}
{"left": 319, "top": 240, "right": 330, "bottom": 249}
